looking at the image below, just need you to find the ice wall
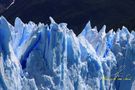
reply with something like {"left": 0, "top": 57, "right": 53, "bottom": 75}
{"left": 0, "top": 16, "right": 135, "bottom": 90}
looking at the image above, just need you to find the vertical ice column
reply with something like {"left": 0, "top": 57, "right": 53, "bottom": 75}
{"left": 48, "top": 18, "right": 68, "bottom": 89}
{"left": 0, "top": 16, "right": 11, "bottom": 61}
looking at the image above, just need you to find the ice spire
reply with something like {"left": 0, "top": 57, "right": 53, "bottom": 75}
{"left": 99, "top": 25, "right": 106, "bottom": 39}
{"left": 79, "top": 21, "right": 91, "bottom": 36}
{"left": 49, "top": 16, "right": 56, "bottom": 24}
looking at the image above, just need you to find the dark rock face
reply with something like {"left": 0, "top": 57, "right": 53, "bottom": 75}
{"left": 1, "top": 0, "right": 135, "bottom": 34}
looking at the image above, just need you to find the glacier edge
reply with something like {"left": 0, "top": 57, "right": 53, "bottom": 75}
{"left": 0, "top": 16, "right": 135, "bottom": 90}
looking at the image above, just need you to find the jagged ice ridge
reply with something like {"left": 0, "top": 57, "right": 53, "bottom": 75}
{"left": 0, "top": 16, "right": 135, "bottom": 90}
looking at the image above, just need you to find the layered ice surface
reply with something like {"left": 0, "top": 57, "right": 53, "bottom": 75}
{"left": 0, "top": 16, "right": 135, "bottom": 90}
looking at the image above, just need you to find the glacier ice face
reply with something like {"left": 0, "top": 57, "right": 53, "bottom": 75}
{"left": 0, "top": 16, "right": 38, "bottom": 90}
{"left": 0, "top": 16, "right": 135, "bottom": 90}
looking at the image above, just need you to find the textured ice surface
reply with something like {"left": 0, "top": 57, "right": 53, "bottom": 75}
{"left": 0, "top": 16, "right": 135, "bottom": 90}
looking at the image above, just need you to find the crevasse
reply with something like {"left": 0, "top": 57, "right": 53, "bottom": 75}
{"left": 0, "top": 16, "right": 135, "bottom": 90}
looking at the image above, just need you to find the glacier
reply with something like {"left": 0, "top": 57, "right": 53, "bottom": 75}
{"left": 0, "top": 16, "right": 135, "bottom": 90}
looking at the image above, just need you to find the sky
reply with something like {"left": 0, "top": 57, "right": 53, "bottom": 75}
{"left": 1, "top": 0, "right": 135, "bottom": 35}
